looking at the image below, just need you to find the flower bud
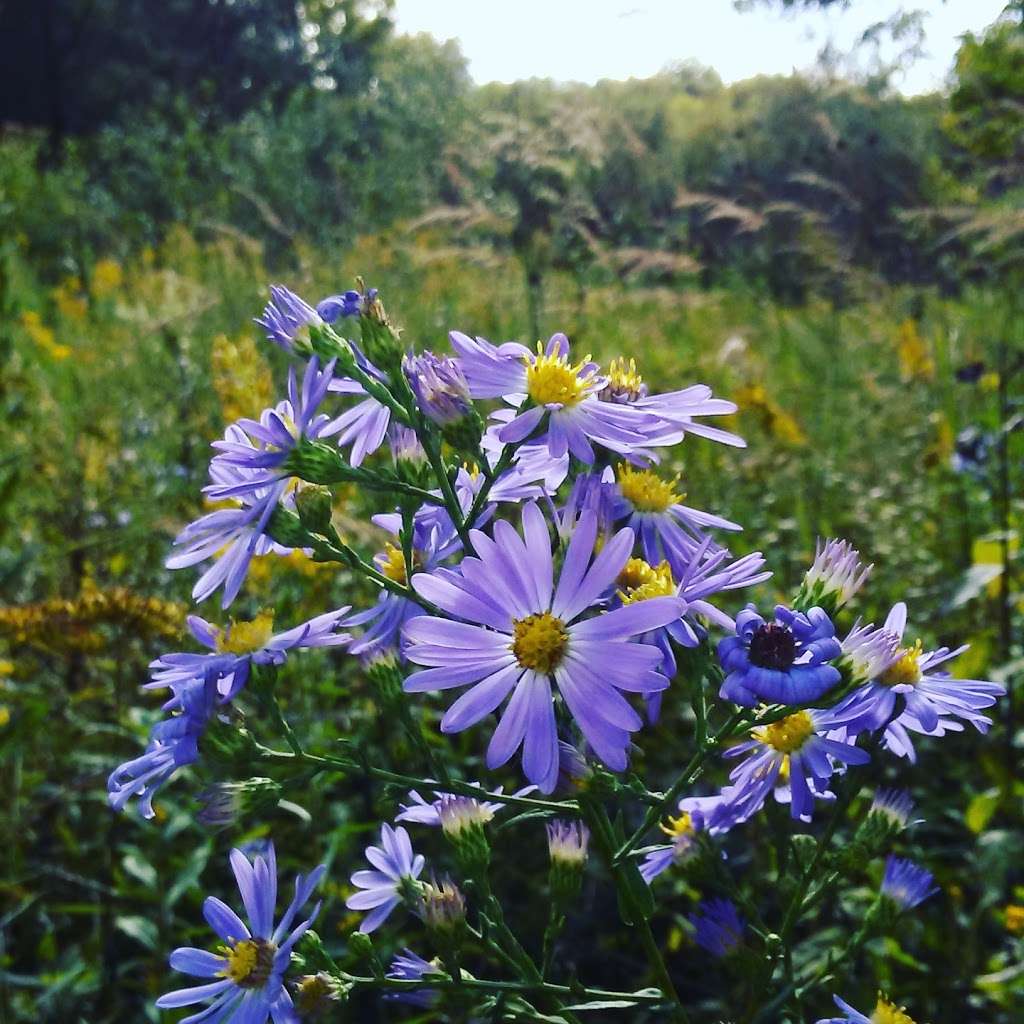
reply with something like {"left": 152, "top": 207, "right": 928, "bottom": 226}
{"left": 422, "top": 876, "right": 467, "bottom": 936}
{"left": 363, "top": 646, "right": 405, "bottom": 710}
{"left": 354, "top": 283, "right": 403, "bottom": 370}
{"left": 879, "top": 855, "right": 937, "bottom": 922}
{"left": 195, "top": 777, "right": 282, "bottom": 829}
{"left": 859, "top": 789, "right": 915, "bottom": 849}
{"left": 295, "top": 484, "right": 334, "bottom": 535}
{"left": 266, "top": 505, "right": 315, "bottom": 550}
{"left": 794, "top": 538, "right": 872, "bottom": 617}
{"left": 284, "top": 438, "right": 360, "bottom": 486}
{"left": 438, "top": 795, "right": 493, "bottom": 876}
{"left": 294, "top": 972, "right": 344, "bottom": 1018}
{"left": 403, "top": 351, "right": 481, "bottom": 450}
{"left": 546, "top": 819, "right": 590, "bottom": 906}
{"left": 347, "top": 930, "right": 375, "bottom": 960}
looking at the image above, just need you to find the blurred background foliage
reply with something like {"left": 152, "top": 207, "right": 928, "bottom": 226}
{"left": 0, "top": 1, "right": 1022, "bottom": 1021}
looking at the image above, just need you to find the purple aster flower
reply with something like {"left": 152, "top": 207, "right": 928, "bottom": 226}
{"left": 816, "top": 994, "right": 918, "bottom": 1024}
{"left": 639, "top": 795, "right": 726, "bottom": 883}
{"left": 385, "top": 949, "right": 439, "bottom": 1008}
{"left": 396, "top": 782, "right": 531, "bottom": 826}
{"left": 107, "top": 675, "right": 214, "bottom": 819}
{"left": 402, "top": 502, "right": 685, "bottom": 791}
{"left": 206, "top": 358, "right": 340, "bottom": 495}
{"left": 450, "top": 331, "right": 657, "bottom": 463}
{"left": 598, "top": 358, "right": 746, "bottom": 450}
{"left": 881, "top": 855, "right": 937, "bottom": 911}
{"left": 611, "top": 462, "right": 741, "bottom": 575}
{"left": 346, "top": 823, "right": 425, "bottom": 933}
{"left": 830, "top": 602, "right": 1004, "bottom": 761}
{"left": 718, "top": 604, "right": 842, "bottom": 707}
{"left": 317, "top": 287, "right": 376, "bottom": 323}
{"left": 404, "top": 351, "right": 474, "bottom": 426}
{"left": 256, "top": 285, "right": 322, "bottom": 352}
{"left": 157, "top": 843, "right": 325, "bottom": 1024}
{"left": 690, "top": 898, "right": 745, "bottom": 958}
{"left": 166, "top": 444, "right": 286, "bottom": 608}
{"left": 169, "top": 359, "right": 339, "bottom": 607}
{"left": 108, "top": 609, "right": 351, "bottom": 817}
{"left": 723, "top": 708, "right": 869, "bottom": 822}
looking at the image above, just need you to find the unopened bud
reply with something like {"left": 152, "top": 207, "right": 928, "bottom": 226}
{"left": 794, "top": 538, "right": 872, "bottom": 617}
{"left": 294, "top": 972, "right": 344, "bottom": 1018}
{"left": 438, "top": 795, "right": 493, "bottom": 876}
{"left": 196, "top": 778, "right": 281, "bottom": 829}
{"left": 295, "top": 484, "right": 334, "bottom": 535}
{"left": 546, "top": 819, "right": 590, "bottom": 906}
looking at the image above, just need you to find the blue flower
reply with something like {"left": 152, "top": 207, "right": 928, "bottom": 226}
{"left": 718, "top": 604, "right": 841, "bottom": 707}
{"left": 256, "top": 285, "right": 322, "bottom": 352}
{"left": 157, "top": 843, "right": 325, "bottom": 1024}
{"left": 816, "top": 994, "right": 918, "bottom": 1024}
{"left": 402, "top": 502, "right": 684, "bottom": 791}
{"left": 169, "top": 359, "right": 339, "bottom": 607}
{"left": 881, "top": 855, "right": 937, "bottom": 911}
{"left": 611, "top": 462, "right": 741, "bottom": 576}
{"left": 346, "top": 824, "right": 425, "bottom": 933}
{"left": 385, "top": 949, "right": 439, "bottom": 1008}
{"left": 690, "top": 898, "right": 745, "bottom": 957}
{"left": 396, "top": 782, "right": 531, "bottom": 826}
{"left": 639, "top": 795, "right": 730, "bottom": 883}
{"left": 327, "top": 347, "right": 394, "bottom": 466}
{"left": 450, "top": 331, "right": 658, "bottom": 463}
{"left": 829, "top": 602, "right": 1004, "bottom": 762}
{"left": 722, "top": 708, "right": 869, "bottom": 822}
{"left": 108, "top": 609, "right": 352, "bottom": 817}
{"left": 317, "top": 287, "right": 376, "bottom": 323}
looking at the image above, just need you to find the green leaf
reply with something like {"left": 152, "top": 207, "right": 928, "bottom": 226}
{"left": 115, "top": 915, "right": 159, "bottom": 950}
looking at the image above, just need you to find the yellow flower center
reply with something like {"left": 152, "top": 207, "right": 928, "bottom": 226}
{"left": 605, "top": 357, "right": 645, "bottom": 401}
{"left": 754, "top": 711, "right": 814, "bottom": 755}
{"left": 524, "top": 342, "right": 594, "bottom": 407}
{"left": 880, "top": 639, "right": 923, "bottom": 687}
{"left": 220, "top": 938, "right": 276, "bottom": 988}
{"left": 216, "top": 611, "right": 275, "bottom": 654}
{"left": 617, "top": 464, "right": 683, "bottom": 514}
{"left": 660, "top": 812, "right": 694, "bottom": 838}
{"left": 377, "top": 543, "right": 409, "bottom": 584}
{"left": 618, "top": 558, "right": 675, "bottom": 604}
{"left": 511, "top": 612, "right": 568, "bottom": 673}
{"left": 871, "top": 996, "right": 916, "bottom": 1024}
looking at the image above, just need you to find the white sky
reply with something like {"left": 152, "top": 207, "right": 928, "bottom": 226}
{"left": 391, "top": 0, "right": 1008, "bottom": 94}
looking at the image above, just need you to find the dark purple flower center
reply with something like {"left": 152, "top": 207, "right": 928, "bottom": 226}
{"left": 748, "top": 623, "right": 796, "bottom": 671}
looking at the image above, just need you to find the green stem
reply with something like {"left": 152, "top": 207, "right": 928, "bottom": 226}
{"left": 580, "top": 798, "right": 691, "bottom": 1023}
{"left": 257, "top": 747, "right": 578, "bottom": 814}
{"left": 615, "top": 709, "right": 749, "bottom": 864}
{"left": 339, "top": 970, "right": 667, "bottom": 1005}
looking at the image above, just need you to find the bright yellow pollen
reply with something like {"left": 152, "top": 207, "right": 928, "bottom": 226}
{"left": 870, "top": 995, "right": 916, "bottom": 1024}
{"left": 754, "top": 711, "right": 814, "bottom": 755}
{"left": 376, "top": 542, "right": 413, "bottom": 584}
{"left": 607, "top": 357, "right": 645, "bottom": 399}
{"left": 512, "top": 612, "right": 568, "bottom": 673}
{"left": 660, "top": 812, "right": 694, "bottom": 838}
{"left": 525, "top": 342, "right": 594, "bottom": 407}
{"left": 219, "top": 938, "right": 276, "bottom": 987}
{"left": 617, "top": 464, "right": 683, "bottom": 514}
{"left": 880, "top": 640, "right": 923, "bottom": 687}
{"left": 463, "top": 461, "right": 481, "bottom": 481}
{"left": 216, "top": 611, "right": 275, "bottom": 654}
{"left": 618, "top": 558, "right": 675, "bottom": 604}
